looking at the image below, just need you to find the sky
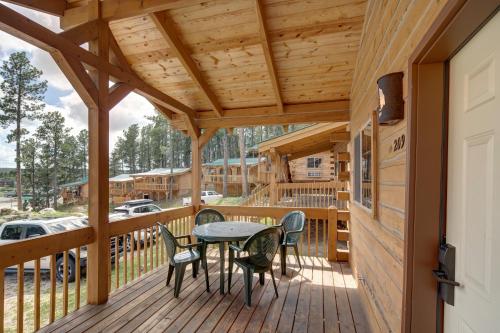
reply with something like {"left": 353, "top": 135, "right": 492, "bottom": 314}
{"left": 0, "top": 2, "right": 157, "bottom": 168}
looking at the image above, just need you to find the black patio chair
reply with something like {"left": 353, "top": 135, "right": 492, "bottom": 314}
{"left": 194, "top": 208, "right": 225, "bottom": 268}
{"left": 157, "top": 222, "right": 209, "bottom": 297}
{"left": 227, "top": 227, "right": 280, "bottom": 306}
{"left": 276, "top": 210, "right": 305, "bottom": 275}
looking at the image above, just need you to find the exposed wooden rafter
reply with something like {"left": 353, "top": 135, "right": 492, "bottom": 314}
{"left": 198, "top": 128, "right": 219, "bottom": 149}
{"left": 58, "top": 20, "right": 98, "bottom": 46}
{"left": 151, "top": 11, "right": 223, "bottom": 118}
{"left": 3, "top": 0, "right": 66, "bottom": 17}
{"left": 0, "top": 3, "right": 197, "bottom": 119}
{"left": 330, "top": 131, "right": 351, "bottom": 142}
{"left": 255, "top": 0, "right": 283, "bottom": 113}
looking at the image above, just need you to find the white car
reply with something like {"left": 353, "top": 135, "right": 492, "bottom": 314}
{"left": 183, "top": 191, "right": 223, "bottom": 206}
{"left": 0, "top": 217, "right": 89, "bottom": 282}
{"left": 113, "top": 199, "right": 162, "bottom": 215}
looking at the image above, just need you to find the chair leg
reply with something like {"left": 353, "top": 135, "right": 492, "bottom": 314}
{"left": 293, "top": 244, "right": 302, "bottom": 270}
{"left": 243, "top": 267, "right": 253, "bottom": 307}
{"left": 166, "top": 265, "right": 174, "bottom": 286}
{"left": 174, "top": 263, "right": 186, "bottom": 298}
{"left": 259, "top": 273, "right": 265, "bottom": 285}
{"left": 203, "top": 256, "right": 210, "bottom": 292}
{"left": 192, "top": 261, "right": 198, "bottom": 278}
{"left": 269, "top": 267, "right": 278, "bottom": 298}
{"left": 228, "top": 248, "right": 234, "bottom": 293}
{"left": 280, "top": 244, "right": 287, "bottom": 275}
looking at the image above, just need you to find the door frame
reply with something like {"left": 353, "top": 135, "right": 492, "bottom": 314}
{"left": 403, "top": 1, "right": 499, "bottom": 332}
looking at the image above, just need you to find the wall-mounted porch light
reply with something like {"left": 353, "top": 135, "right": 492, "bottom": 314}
{"left": 377, "top": 72, "right": 404, "bottom": 125}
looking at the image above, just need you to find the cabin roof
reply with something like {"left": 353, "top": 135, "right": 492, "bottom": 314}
{"left": 203, "top": 157, "right": 260, "bottom": 167}
{"left": 130, "top": 168, "right": 191, "bottom": 177}
{"left": 60, "top": 178, "right": 88, "bottom": 188}
{"left": 109, "top": 174, "right": 133, "bottom": 182}
{"left": 258, "top": 122, "right": 348, "bottom": 159}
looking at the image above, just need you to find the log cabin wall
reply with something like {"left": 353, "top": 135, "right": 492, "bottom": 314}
{"left": 348, "top": 0, "right": 450, "bottom": 331}
{"left": 289, "top": 151, "right": 331, "bottom": 182}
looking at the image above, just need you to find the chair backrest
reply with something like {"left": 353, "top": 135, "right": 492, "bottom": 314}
{"left": 195, "top": 208, "right": 225, "bottom": 226}
{"left": 280, "top": 210, "right": 306, "bottom": 244}
{"left": 157, "top": 222, "right": 177, "bottom": 263}
{"left": 242, "top": 227, "right": 280, "bottom": 268}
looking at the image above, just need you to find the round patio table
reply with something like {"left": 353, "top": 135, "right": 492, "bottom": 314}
{"left": 192, "top": 221, "right": 270, "bottom": 294}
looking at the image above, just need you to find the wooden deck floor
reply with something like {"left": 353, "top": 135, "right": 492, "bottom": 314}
{"left": 40, "top": 251, "right": 378, "bottom": 333}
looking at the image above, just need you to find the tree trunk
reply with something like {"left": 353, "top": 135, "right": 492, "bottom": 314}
{"left": 239, "top": 128, "right": 249, "bottom": 198}
{"left": 53, "top": 142, "right": 58, "bottom": 209}
{"left": 16, "top": 88, "right": 22, "bottom": 210}
{"left": 222, "top": 129, "right": 229, "bottom": 197}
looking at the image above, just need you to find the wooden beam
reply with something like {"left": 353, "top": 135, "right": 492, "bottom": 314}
{"left": 255, "top": 0, "right": 283, "bottom": 113}
{"left": 0, "top": 4, "right": 196, "bottom": 118}
{"left": 108, "top": 83, "right": 133, "bottom": 110}
{"left": 61, "top": 0, "right": 199, "bottom": 28}
{"left": 3, "top": 0, "right": 66, "bottom": 16}
{"left": 330, "top": 131, "right": 350, "bottom": 142}
{"left": 86, "top": 21, "right": 110, "bottom": 305}
{"left": 152, "top": 103, "right": 173, "bottom": 120}
{"left": 197, "top": 109, "right": 350, "bottom": 128}
{"left": 58, "top": 20, "right": 98, "bottom": 46}
{"left": 184, "top": 114, "right": 200, "bottom": 139}
{"left": 199, "top": 128, "right": 219, "bottom": 149}
{"left": 151, "top": 12, "right": 223, "bottom": 118}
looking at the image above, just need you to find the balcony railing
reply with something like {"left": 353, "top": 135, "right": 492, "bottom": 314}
{"left": 203, "top": 174, "right": 258, "bottom": 184}
{"left": 133, "top": 183, "right": 179, "bottom": 191}
{"left": 0, "top": 204, "right": 349, "bottom": 332}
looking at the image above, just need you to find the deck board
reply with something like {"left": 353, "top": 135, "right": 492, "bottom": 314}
{"left": 41, "top": 251, "right": 374, "bottom": 333}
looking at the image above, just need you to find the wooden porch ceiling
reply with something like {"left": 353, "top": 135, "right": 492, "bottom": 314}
{"left": 55, "top": 0, "right": 364, "bottom": 130}
{"left": 258, "top": 122, "right": 348, "bottom": 159}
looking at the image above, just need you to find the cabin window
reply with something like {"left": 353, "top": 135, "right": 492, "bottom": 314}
{"left": 307, "top": 171, "right": 321, "bottom": 177}
{"left": 307, "top": 157, "right": 322, "bottom": 168}
{"left": 353, "top": 121, "right": 373, "bottom": 209}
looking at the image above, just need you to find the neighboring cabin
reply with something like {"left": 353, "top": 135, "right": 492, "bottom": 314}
{"left": 109, "top": 174, "right": 134, "bottom": 204}
{"left": 202, "top": 158, "right": 261, "bottom": 196}
{"left": 130, "top": 168, "right": 192, "bottom": 201}
{"left": 60, "top": 178, "right": 88, "bottom": 204}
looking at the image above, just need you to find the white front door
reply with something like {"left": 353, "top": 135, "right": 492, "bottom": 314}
{"left": 445, "top": 11, "right": 500, "bottom": 333}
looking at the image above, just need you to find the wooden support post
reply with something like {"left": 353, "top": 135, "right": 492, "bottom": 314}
{"left": 328, "top": 206, "right": 338, "bottom": 261}
{"left": 269, "top": 150, "right": 278, "bottom": 206}
{"left": 87, "top": 19, "right": 110, "bottom": 305}
{"left": 191, "top": 136, "right": 201, "bottom": 212}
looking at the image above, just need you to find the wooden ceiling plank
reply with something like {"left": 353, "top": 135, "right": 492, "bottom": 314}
{"left": 3, "top": 0, "right": 66, "bottom": 17}
{"left": 0, "top": 4, "right": 196, "bottom": 119}
{"left": 151, "top": 11, "right": 223, "bottom": 118}
{"left": 255, "top": 0, "right": 283, "bottom": 113}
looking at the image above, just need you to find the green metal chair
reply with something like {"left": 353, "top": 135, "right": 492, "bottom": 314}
{"left": 227, "top": 227, "right": 280, "bottom": 306}
{"left": 194, "top": 208, "right": 225, "bottom": 268}
{"left": 157, "top": 222, "right": 209, "bottom": 297}
{"left": 277, "top": 211, "right": 305, "bottom": 275}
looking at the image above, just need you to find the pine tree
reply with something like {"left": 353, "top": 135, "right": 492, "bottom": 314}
{"left": 20, "top": 138, "right": 38, "bottom": 208}
{"left": 238, "top": 128, "right": 249, "bottom": 197}
{"left": 76, "top": 129, "right": 88, "bottom": 178}
{"left": 0, "top": 52, "right": 47, "bottom": 210}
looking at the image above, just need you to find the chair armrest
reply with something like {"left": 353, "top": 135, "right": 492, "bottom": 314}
{"left": 283, "top": 230, "right": 303, "bottom": 243}
{"left": 174, "top": 234, "right": 192, "bottom": 243}
{"left": 178, "top": 242, "right": 203, "bottom": 250}
{"left": 229, "top": 244, "right": 243, "bottom": 253}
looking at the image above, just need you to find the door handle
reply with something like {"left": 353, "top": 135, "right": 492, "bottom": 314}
{"left": 433, "top": 269, "right": 460, "bottom": 287}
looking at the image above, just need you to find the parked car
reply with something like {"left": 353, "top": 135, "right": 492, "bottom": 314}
{"left": 0, "top": 216, "right": 128, "bottom": 282}
{"left": 113, "top": 199, "right": 162, "bottom": 215}
{"left": 0, "top": 217, "right": 88, "bottom": 282}
{"left": 182, "top": 191, "right": 223, "bottom": 206}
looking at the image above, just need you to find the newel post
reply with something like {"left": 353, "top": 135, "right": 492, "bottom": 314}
{"left": 328, "top": 206, "right": 338, "bottom": 261}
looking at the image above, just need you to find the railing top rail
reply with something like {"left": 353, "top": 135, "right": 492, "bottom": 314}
{"left": 202, "top": 204, "right": 331, "bottom": 220}
{"left": 0, "top": 226, "right": 94, "bottom": 269}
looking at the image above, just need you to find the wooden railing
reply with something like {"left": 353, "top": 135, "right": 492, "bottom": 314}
{"left": 109, "top": 188, "right": 128, "bottom": 196}
{"left": 203, "top": 174, "right": 258, "bottom": 184}
{"left": 0, "top": 227, "right": 94, "bottom": 333}
{"left": 275, "top": 181, "right": 347, "bottom": 208}
{"left": 0, "top": 204, "right": 351, "bottom": 331}
{"left": 241, "top": 184, "right": 269, "bottom": 206}
{"left": 133, "top": 183, "right": 179, "bottom": 191}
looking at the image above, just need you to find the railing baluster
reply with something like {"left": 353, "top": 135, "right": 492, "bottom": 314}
{"left": 63, "top": 250, "right": 69, "bottom": 316}
{"left": 0, "top": 268, "right": 4, "bottom": 333}
{"left": 143, "top": 229, "right": 148, "bottom": 273}
{"left": 137, "top": 230, "right": 142, "bottom": 277}
{"left": 155, "top": 225, "right": 159, "bottom": 268}
{"left": 149, "top": 227, "right": 154, "bottom": 270}
{"left": 130, "top": 232, "right": 135, "bottom": 281}
{"left": 307, "top": 218, "right": 311, "bottom": 257}
{"left": 17, "top": 263, "right": 24, "bottom": 333}
{"left": 49, "top": 255, "right": 56, "bottom": 323}
{"left": 123, "top": 234, "right": 128, "bottom": 285}
{"left": 34, "top": 258, "right": 41, "bottom": 330}
{"left": 315, "top": 219, "right": 319, "bottom": 256}
{"left": 75, "top": 247, "right": 81, "bottom": 309}
{"left": 323, "top": 219, "right": 327, "bottom": 258}
{"left": 115, "top": 236, "right": 119, "bottom": 289}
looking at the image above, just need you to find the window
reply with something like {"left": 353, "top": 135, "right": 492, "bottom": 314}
{"left": 1, "top": 225, "right": 23, "bottom": 240}
{"left": 353, "top": 121, "right": 373, "bottom": 209}
{"left": 307, "top": 171, "right": 321, "bottom": 177}
{"left": 307, "top": 157, "right": 322, "bottom": 168}
{"left": 26, "top": 226, "right": 46, "bottom": 238}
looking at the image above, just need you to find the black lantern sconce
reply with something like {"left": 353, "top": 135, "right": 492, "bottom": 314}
{"left": 377, "top": 72, "right": 404, "bottom": 125}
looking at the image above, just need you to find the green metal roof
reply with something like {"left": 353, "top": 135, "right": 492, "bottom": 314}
{"left": 60, "top": 177, "right": 88, "bottom": 187}
{"left": 203, "top": 157, "right": 259, "bottom": 167}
